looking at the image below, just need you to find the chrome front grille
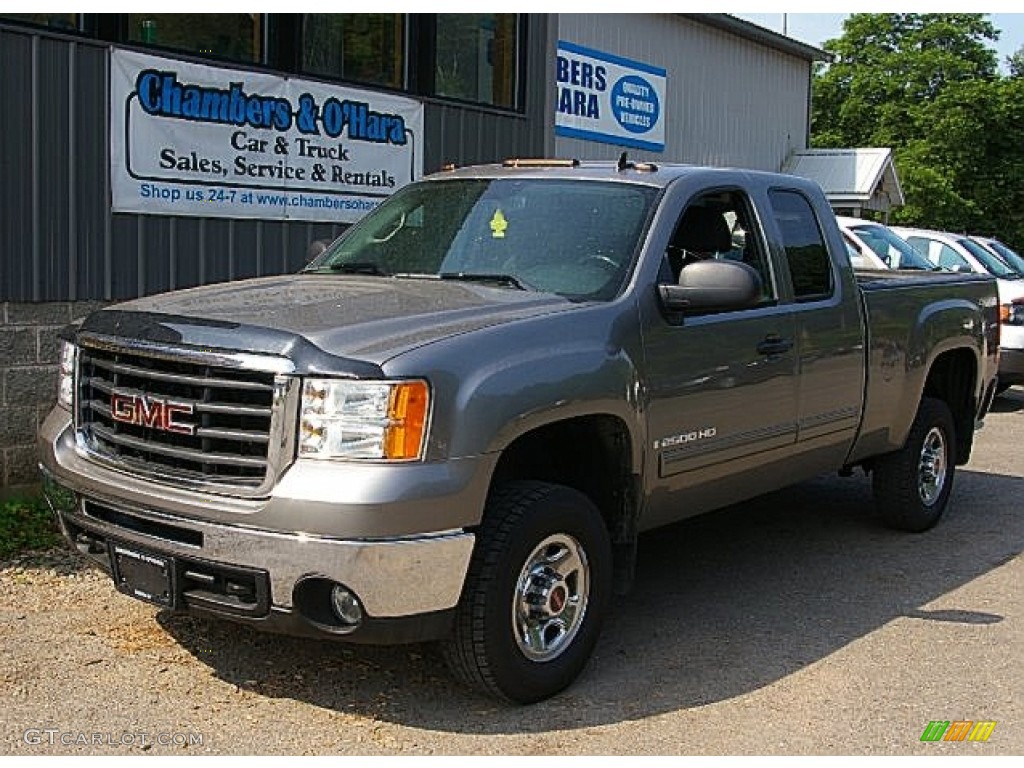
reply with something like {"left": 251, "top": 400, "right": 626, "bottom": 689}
{"left": 75, "top": 337, "right": 295, "bottom": 496}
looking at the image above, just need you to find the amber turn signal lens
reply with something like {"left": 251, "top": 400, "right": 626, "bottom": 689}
{"left": 384, "top": 381, "right": 430, "bottom": 460}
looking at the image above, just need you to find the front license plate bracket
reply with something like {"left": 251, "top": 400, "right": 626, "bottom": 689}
{"left": 109, "top": 542, "right": 175, "bottom": 608}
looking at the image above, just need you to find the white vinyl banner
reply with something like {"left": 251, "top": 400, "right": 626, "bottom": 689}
{"left": 110, "top": 49, "right": 424, "bottom": 223}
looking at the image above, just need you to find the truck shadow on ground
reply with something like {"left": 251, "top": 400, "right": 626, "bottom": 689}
{"left": 158, "top": 466, "right": 1024, "bottom": 733}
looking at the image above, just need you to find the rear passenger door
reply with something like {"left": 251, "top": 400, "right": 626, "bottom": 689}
{"left": 766, "top": 189, "right": 865, "bottom": 470}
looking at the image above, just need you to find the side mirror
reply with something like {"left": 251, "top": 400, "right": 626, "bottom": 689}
{"left": 658, "top": 260, "right": 763, "bottom": 313}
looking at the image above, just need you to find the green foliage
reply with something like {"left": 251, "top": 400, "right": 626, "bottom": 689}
{"left": 1008, "top": 45, "right": 1024, "bottom": 78}
{"left": 890, "top": 146, "right": 979, "bottom": 231}
{"left": 811, "top": 14, "right": 1024, "bottom": 251}
{"left": 0, "top": 497, "right": 61, "bottom": 558}
{"left": 813, "top": 14, "right": 998, "bottom": 148}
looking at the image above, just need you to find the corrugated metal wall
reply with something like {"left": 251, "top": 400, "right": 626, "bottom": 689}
{"left": 553, "top": 14, "right": 811, "bottom": 171}
{"left": 0, "top": 17, "right": 550, "bottom": 302}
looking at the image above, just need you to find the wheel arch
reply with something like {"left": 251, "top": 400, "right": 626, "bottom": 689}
{"left": 922, "top": 347, "right": 978, "bottom": 464}
{"left": 487, "top": 413, "right": 642, "bottom": 591}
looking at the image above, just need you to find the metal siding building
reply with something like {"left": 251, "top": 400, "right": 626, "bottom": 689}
{"left": 0, "top": 18, "right": 552, "bottom": 304}
{"left": 0, "top": 14, "right": 821, "bottom": 304}
{"left": 552, "top": 14, "right": 818, "bottom": 170}
{"left": 0, "top": 13, "right": 820, "bottom": 488}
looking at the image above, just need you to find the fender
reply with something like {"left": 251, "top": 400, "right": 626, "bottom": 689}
{"left": 384, "top": 300, "right": 647, "bottom": 478}
{"left": 894, "top": 298, "right": 985, "bottom": 444}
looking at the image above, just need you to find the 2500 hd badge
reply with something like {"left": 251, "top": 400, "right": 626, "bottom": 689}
{"left": 654, "top": 428, "right": 717, "bottom": 450}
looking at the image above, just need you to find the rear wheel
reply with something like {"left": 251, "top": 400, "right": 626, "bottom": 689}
{"left": 872, "top": 397, "right": 956, "bottom": 532}
{"left": 442, "top": 481, "right": 611, "bottom": 703}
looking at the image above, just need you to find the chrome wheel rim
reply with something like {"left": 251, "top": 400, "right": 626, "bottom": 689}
{"left": 918, "top": 426, "right": 948, "bottom": 506}
{"left": 513, "top": 533, "right": 590, "bottom": 662}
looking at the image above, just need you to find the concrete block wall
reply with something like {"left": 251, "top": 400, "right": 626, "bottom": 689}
{"left": 1, "top": 302, "right": 106, "bottom": 488}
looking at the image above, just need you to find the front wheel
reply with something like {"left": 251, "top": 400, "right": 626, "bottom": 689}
{"left": 872, "top": 397, "right": 956, "bottom": 532}
{"left": 442, "top": 481, "right": 611, "bottom": 703}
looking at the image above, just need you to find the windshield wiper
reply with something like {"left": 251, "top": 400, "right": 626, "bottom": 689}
{"left": 319, "top": 261, "right": 392, "bottom": 276}
{"left": 437, "top": 272, "right": 534, "bottom": 291}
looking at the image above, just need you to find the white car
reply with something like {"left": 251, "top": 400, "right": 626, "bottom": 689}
{"left": 971, "top": 236, "right": 1024, "bottom": 277}
{"left": 893, "top": 226, "right": 1024, "bottom": 391}
{"left": 838, "top": 217, "right": 936, "bottom": 272}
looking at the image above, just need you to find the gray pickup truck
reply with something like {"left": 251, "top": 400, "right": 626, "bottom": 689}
{"left": 39, "top": 159, "right": 1000, "bottom": 703}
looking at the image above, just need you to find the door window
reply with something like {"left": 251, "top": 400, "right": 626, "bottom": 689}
{"left": 665, "top": 190, "right": 775, "bottom": 304}
{"left": 768, "top": 190, "right": 834, "bottom": 301}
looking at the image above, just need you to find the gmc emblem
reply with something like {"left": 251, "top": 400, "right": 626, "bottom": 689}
{"left": 110, "top": 391, "right": 195, "bottom": 436}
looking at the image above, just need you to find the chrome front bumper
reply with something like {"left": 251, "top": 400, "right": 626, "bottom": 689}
{"left": 38, "top": 409, "right": 479, "bottom": 626}
{"left": 42, "top": 471, "right": 473, "bottom": 619}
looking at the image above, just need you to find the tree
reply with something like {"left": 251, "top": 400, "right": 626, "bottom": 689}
{"left": 1008, "top": 45, "right": 1024, "bottom": 77}
{"left": 893, "top": 77, "right": 1024, "bottom": 243}
{"left": 812, "top": 14, "right": 998, "bottom": 148}
{"left": 811, "top": 14, "right": 1024, "bottom": 250}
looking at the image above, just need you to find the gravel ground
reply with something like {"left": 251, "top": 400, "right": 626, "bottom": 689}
{"left": 2, "top": 390, "right": 1022, "bottom": 755}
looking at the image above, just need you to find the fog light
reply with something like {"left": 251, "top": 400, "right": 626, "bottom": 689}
{"left": 330, "top": 585, "right": 363, "bottom": 625}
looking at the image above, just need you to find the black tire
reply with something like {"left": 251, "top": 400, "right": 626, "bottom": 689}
{"left": 872, "top": 397, "right": 956, "bottom": 532}
{"left": 442, "top": 481, "right": 611, "bottom": 704}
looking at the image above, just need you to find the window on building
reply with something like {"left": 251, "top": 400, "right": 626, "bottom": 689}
{"left": 302, "top": 14, "right": 404, "bottom": 89}
{"left": 435, "top": 14, "right": 517, "bottom": 108}
{"left": 768, "top": 190, "right": 834, "bottom": 300}
{"left": 0, "top": 13, "right": 81, "bottom": 32}
{"left": 127, "top": 14, "right": 262, "bottom": 63}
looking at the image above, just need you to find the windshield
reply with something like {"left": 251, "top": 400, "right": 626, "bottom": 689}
{"left": 957, "top": 237, "right": 1020, "bottom": 279}
{"left": 975, "top": 238, "right": 1024, "bottom": 276}
{"left": 850, "top": 224, "right": 935, "bottom": 270}
{"left": 305, "top": 178, "right": 660, "bottom": 300}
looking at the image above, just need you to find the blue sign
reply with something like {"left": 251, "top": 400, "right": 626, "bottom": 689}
{"left": 555, "top": 41, "right": 667, "bottom": 152}
{"left": 610, "top": 75, "right": 661, "bottom": 134}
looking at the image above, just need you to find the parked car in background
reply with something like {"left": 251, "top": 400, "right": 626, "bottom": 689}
{"left": 841, "top": 237, "right": 875, "bottom": 268}
{"left": 893, "top": 226, "right": 1024, "bottom": 392}
{"left": 892, "top": 227, "right": 1020, "bottom": 280}
{"left": 971, "top": 236, "right": 1024, "bottom": 278}
{"left": 838, "top": 217, "right": 936, "bottom": 272}
{"left": 838, "top": 222, "right": 888, "bottom": 270}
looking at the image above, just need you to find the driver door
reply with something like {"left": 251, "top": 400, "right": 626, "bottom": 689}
{"left": 639, "top": 188, "right": 799, "bottom": 529}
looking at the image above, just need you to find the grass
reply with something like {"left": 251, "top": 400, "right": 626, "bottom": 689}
{"left": 0, "top": 496, "right": 62, "bottom": 558}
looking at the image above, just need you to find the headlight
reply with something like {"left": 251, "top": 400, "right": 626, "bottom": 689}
{"left": 299, "top": 379, "right": 430, "bottom": 461}
{"left": 57, "top": 341, "right": 77, "bottom": 411}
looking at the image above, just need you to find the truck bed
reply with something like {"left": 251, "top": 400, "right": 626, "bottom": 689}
{"left": 850, "top": 270, "right": 1000, "bottom": 465}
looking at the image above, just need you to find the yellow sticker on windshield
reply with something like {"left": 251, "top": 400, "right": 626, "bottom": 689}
{"left": 490, "top": 209, "right": 508, "bottom": 239}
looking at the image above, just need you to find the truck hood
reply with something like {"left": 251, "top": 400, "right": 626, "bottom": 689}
{"left": 80, "top": 274, "right": 579, "bottom": 371}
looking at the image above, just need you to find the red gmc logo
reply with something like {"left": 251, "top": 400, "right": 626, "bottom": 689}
{"left": 110, "top": 391, "right": 195, "bottom": 435}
